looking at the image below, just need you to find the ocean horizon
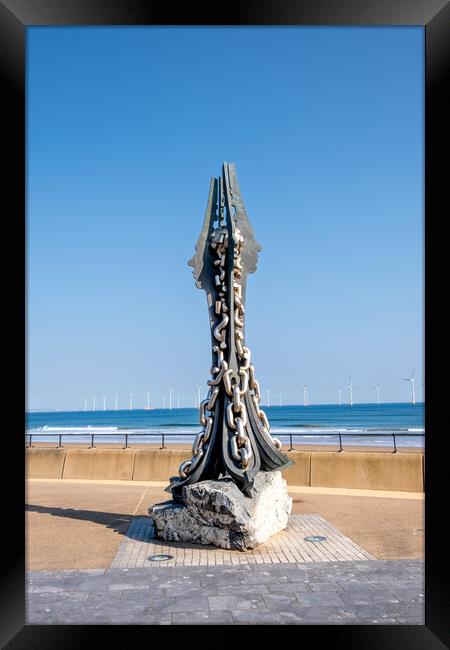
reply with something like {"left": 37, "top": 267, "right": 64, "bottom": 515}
{"left": 26, "top": 402, "right": 425, "bottom": 448}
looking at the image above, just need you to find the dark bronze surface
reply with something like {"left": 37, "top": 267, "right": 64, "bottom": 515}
{"left": 167, "top": 163, "right": 293, "bottom": 501}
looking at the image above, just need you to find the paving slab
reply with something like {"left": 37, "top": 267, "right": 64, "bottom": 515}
{"left": 26, "top": 559, "right": 424, "bottom": 625}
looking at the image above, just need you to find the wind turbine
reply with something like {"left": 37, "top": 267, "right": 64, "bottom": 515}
{"left": 146, "top": 391, "right": 150, "bottom": 410}
{"left": 266, "top": 389, "right": 270, "bottom": 407}
{"left": 92, "top": 396, "right": 96, "bottom": 411}
{"left": 103, "top": 395, "right": 106, "bottom": 411}
{"left": 129, "top": 393, "right": 133, "bottom": 410}
{"left": 373, "top": 384, "right": 381, "bottom": 405}
{"left": 404, "top": 370, "right": 416, "bottom": 404}
{"left": 114, "top": 394, "right": 118, "bottom": 411}
{"left": 177, "top": 394, "right": 180, "bottom": 409}
{"left": 303, "top": 385, "right": 308, "bottom": 407}
{"left": 337, "top": 387, "right": 341, "bottom": 406}
{"left": 168, "top": 389, "right": 174, "bottom": 410}
{"left": 347, "top": 375, "right": 356, "bottom": 406}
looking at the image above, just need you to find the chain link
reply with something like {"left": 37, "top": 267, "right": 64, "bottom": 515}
{"left": 178, "top": 221, "right": 282, "bottom": 481}
{"left": 222, "top": 227, "right": 282, "bottom": 467}
{"left": 227, "top": 228, "right": 282, "bottom": 453}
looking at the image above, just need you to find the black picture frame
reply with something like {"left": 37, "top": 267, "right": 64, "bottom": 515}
{"left": 2, "top": 0, "right": 448, "bottom": 647}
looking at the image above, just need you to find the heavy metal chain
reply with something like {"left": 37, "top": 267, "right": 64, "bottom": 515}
{"left": 223, "top": 227, "right": 282, "bottom": 472}
{"left": 178, "top": 224, "right": 281, "bottom": 480}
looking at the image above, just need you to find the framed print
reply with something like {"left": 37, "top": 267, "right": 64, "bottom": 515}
{"left": 1, "top": 0, "right": 448, "bottom": 647}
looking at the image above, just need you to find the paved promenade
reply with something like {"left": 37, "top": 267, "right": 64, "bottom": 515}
{"left": 26, "top": 559, "right": 424, "bottom": 625}
{"left": 25, "top": 479, "right": 424, "bottom": 625}
{"left": 26, "top": 479, "right": 424, "bottom": 570}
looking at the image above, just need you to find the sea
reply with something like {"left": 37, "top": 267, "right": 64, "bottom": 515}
{"left": 26, "top": 402, "right": 425, "bottom": 449}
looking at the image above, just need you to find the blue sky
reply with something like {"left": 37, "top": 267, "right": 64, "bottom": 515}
{"left": 27, "top": 26, "right": 424, "bottom": 410}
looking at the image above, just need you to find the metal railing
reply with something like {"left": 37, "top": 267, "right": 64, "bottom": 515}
{"left": 25, "top": 431, "right": 424, "bottom": 452}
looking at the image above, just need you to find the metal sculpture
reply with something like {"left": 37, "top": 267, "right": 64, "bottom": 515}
{"left": 167, "top": 162, "right": 293, "bottom": 501}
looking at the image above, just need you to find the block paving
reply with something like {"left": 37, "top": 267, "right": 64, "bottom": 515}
{"left": 111, "top": 514, "right": 375, "bottom": 568}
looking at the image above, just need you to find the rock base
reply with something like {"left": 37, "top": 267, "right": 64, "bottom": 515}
{"left": 149, "top": 471, "right": 292, "bottom": 550}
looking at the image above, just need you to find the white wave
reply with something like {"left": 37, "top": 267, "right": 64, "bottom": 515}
{"left": 408, "top": 428, "right": 425, "bottom": 432}
{"left": 283, "top": 434, "right": 364, "bottom": 440}
{"left": 270, "top": 427, "right": 366, "bottom": 434}
{"left": 27, "top": 426, "right": 199, "bottom": 436}
{"left": 293, "top": 435, "right": 327, "bottom": 439}
{"left": 40, "top": 426, "right": 119, "bottom": 432}
{"left": 119, "top": 427, "right": 198, "bottom": 435}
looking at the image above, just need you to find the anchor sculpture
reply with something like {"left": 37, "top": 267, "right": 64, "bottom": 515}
{"left": 167, "top": 163, "right": 292, "bottom": 502}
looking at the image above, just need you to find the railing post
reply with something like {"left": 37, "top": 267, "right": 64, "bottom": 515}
{"left": 24, "top": 431, "right": 424, "bottom": 451}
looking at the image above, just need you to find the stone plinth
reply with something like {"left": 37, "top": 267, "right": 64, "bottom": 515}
{"left": 149, "top": 471, "right": 292, "bottom": 550}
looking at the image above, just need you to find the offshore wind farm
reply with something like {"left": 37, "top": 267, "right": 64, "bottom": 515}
{"left": 35, "top": 370, "right": 424, "bottom": 414}
{"left": 26, "top": 400, "right": 424, "bottom": 450}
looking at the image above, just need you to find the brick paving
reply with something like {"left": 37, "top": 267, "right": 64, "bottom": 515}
{"left": 26, "top": 560, "right": 424, "bottom": 625}
{"left": 111, "top": 515, "right": 375, "bottom": 568}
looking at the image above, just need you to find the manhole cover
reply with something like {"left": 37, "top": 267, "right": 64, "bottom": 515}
{"left": 148, "top": 554, "right": 173, "bottom": 562}
{"left": 304, "top": 535, "right": 327, "bottom": 543}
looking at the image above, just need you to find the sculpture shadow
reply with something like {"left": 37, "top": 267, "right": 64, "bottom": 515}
{"left": 26, "top": 503, "right": 135, "bottom": 537}
{"left": 26, "top": 503, "right": 217, "bottom": 549}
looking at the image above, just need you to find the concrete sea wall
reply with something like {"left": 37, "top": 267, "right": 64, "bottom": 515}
{"left": 25, "top": 447, "right": 424, "bottom": 492}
